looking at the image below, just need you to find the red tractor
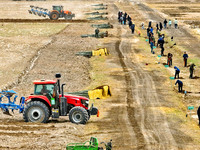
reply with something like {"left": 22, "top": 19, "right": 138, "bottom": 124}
{"left": 23, "top": 74, "right": 98, "bottom": 124}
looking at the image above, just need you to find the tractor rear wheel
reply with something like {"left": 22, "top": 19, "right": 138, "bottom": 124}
{"left": 69, "top": 107, "right": 88, "bottom": 124}
{"left": 49, "top": 12, "right": 59, "bottom": 20}
{"left": 23, "top": 101, "right": 50, "bottom": 123}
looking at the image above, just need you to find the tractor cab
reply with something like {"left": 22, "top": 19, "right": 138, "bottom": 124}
{"left": 52, "top": 5, "right": 63, "bottom": 13}
{"left": 34, "top": 80, "right": 56, "bottom": 101}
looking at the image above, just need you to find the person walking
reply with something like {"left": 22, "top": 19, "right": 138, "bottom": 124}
{"left": 95, "top": 28, "right": 99, "bottom": 38}
{"left": 189, "top": 63, "right": 195, "bottom": 79}
{"left": 174, "top": 66, "right": 180, "bottom": 79}
{"left": 197, "top": 106, "right": 200, "bottom": 127}
{"left": 160, "top": 22, "right": 163, "bottom": 31}
{"left": 164, "top": 19, "right": 168, "bottom": 29}
{"left": 131, "top": 23, "right": 135, "bottom": 34}
{"left": 174, "top": 18, "right": 178, "bottom": 29}
{"left": 175, "top": 80, "right": 183, "bottom": 92}
{"left": 183, "top": 51, "right": 188, "bottom": 67}
{"left": 168, "top": 19, "right": 172, "bottom": 28}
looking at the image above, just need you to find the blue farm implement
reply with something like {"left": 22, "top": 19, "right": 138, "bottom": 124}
{"left": 28, "top": 5, "right": 75, "bottom": 20}
{"left": 0, "top": 90, "right": 25, "bottom": 115}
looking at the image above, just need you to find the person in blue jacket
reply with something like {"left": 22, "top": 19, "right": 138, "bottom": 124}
{"left": 174, "top": 66, "right": 180, "bottom": 79}
{"left": 131, "top": 23, "right": 135, "bottom": 34}
{"left": 175, "top": 80, "right": 183, "bottom": 92}
{"left": 183, "top": 51, "right": 188, "bottom": 67}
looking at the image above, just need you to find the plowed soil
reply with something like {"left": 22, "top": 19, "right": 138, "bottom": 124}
{"left": 0, "top": 0, "right": 200, "bottom": 150}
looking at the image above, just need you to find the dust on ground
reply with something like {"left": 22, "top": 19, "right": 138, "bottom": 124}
{"left": 1, "top": 0, "right": 200, "bottom": 150}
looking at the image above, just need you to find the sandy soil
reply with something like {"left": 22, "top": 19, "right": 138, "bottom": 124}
{"left": 0, "top": 0, "right": 200, "bottom": 150}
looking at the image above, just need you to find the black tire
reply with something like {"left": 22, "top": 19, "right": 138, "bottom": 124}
{"left": 23, "top": 101, "right": 50, "bottom": 123}
{"left": 49, "top": 12, "right": 59, "bottom": 20}
{"left": 64, "top": 15, "right": 72, "bottom": 20}
{"left": 69, "top": 107, "right": 88, "bottom": 124}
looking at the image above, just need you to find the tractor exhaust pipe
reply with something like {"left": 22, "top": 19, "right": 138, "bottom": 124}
{"left": 55, "top": 73, "right": 61, "bottom": 94}
{"left": 60, "top": 84, "right": 67, "bottom": 116}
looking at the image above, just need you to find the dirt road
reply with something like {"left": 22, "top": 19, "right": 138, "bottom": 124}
{"left": 111, "top": 8, "right": 178, "bottom": 150}
{"left": 1, "top": 0, "right": 200, "bottom": 149}
{"left": 93, "top": 1, "right": 199, "bottom": 149}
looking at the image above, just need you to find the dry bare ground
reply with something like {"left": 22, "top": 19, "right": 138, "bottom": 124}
{"left": 0, "top": 0, "right": 200, "bottom": 150}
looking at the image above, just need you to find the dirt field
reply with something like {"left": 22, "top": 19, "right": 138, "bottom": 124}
{"left": 0, "top": 0, "right": 200, "bottom": 149}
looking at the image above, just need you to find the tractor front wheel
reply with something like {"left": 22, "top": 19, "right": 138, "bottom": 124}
{"left": 49, "top": 12, "right": 59, "bottom": 20}
{"left": 64, "top": 15, "right": 72, "bottom": 20}
{"left": 69, "top": 107, "right": 88, "bottom": 124}
{"left": 23, "top": 101, "right": 50, "bottom": 123}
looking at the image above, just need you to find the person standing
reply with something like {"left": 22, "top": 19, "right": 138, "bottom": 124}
{"left": 158, "top": 36, "right": 165, "bottom": 56}
{"left": 147, "top": 27, "right": 150, "bottom": 37}
{"left": 141, "top": 22, "right": 144, "bottom": 29}
{"left": 120, "top": 15, "right": 123, "bottom": 24}
{"left": 164, "top": 19, "right": 168, "bottom": 29}
{"left": 167, "top": 53, "right": 173, "bottom": 66}
{"left": 131, "top": 23, "right": 135, "bottom": 34}
{"left": 118, "top": 11, "right": 121, "bottom": 22}
{"left": 160, "top": 22, "right": 163, "bottom": 31}
{"left": 175, "top": 80, "right": 183, "bottom": 92}
{"left": 197, "top": 106, "right": 200, "bottom": 126}
{"left": 148, "top": 21, "right": 152, "bottom": 28}
{"left": 174, "top": 18, "right": 178, "bottom": 29}
{"left": 183, "top": 51, "right": 188, "bottom": 67}
{"left": 168, "top": 19, "right": 172, "bottom": 28}
{"left": 174, "top": 66, "right": 180, "bottom": 79}
{"left": 129, "top": 20, "right": 133, "bottom": 27}
{"left": 156, "top": 23, "right": 159, "bottom": 32}
{"left": 123, "top": 15, "right": 127, "bottom": 25}
{"left": 150, "top": 27, "right": 153, "bottom": 34}
{"left": 150, "top": 33, "right": 155, "bottom": 53}
{"left": 189, "top": 63, "right": 195, "bottom": 79}
{"left": 127, "top": 15, "right": 131, "bottom": 22}
{"left": 95, "top": 28, "right": 99, "bottom": 38}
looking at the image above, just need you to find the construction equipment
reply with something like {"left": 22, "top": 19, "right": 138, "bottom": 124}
{"left": 85, "top": 12, "right": 108, "bottom": 15}
{"left": 92, "top": 3, "right": 108, "bottom": 7}
{"left": 66, "top": 137, "right": 112, "bottom": 150}
{"left": 28, "top": 5, "right": 75, "bottom": 20}
{"left": 67, "top": 85, "right": 111, "bottom": 99}
{"left": 87, "top": 15, "right": 108, "bottom": 20}
{"left": 23, "top": 73, "right": 98, "bottom": 124}
{"left": 76, "top": 48, "right": 109, "bottom": 58}
{"left": 91, "top": 23, "right": 113, "bottom": 29}
{"left": 81, "top": 31, "right": 108, "bottom": 38}
{"left": 0, "top": 90, "right": 25, "bottom": 115}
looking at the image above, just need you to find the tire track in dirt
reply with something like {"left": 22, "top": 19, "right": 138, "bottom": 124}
{"left": 113, "top": 4, "right": 178, "bottom": 146}
{"left": 0, "top": 19, "right": 90, "bottom": 23}
{"left": 4, "top": 25, "right": 69, "bottom": 91}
